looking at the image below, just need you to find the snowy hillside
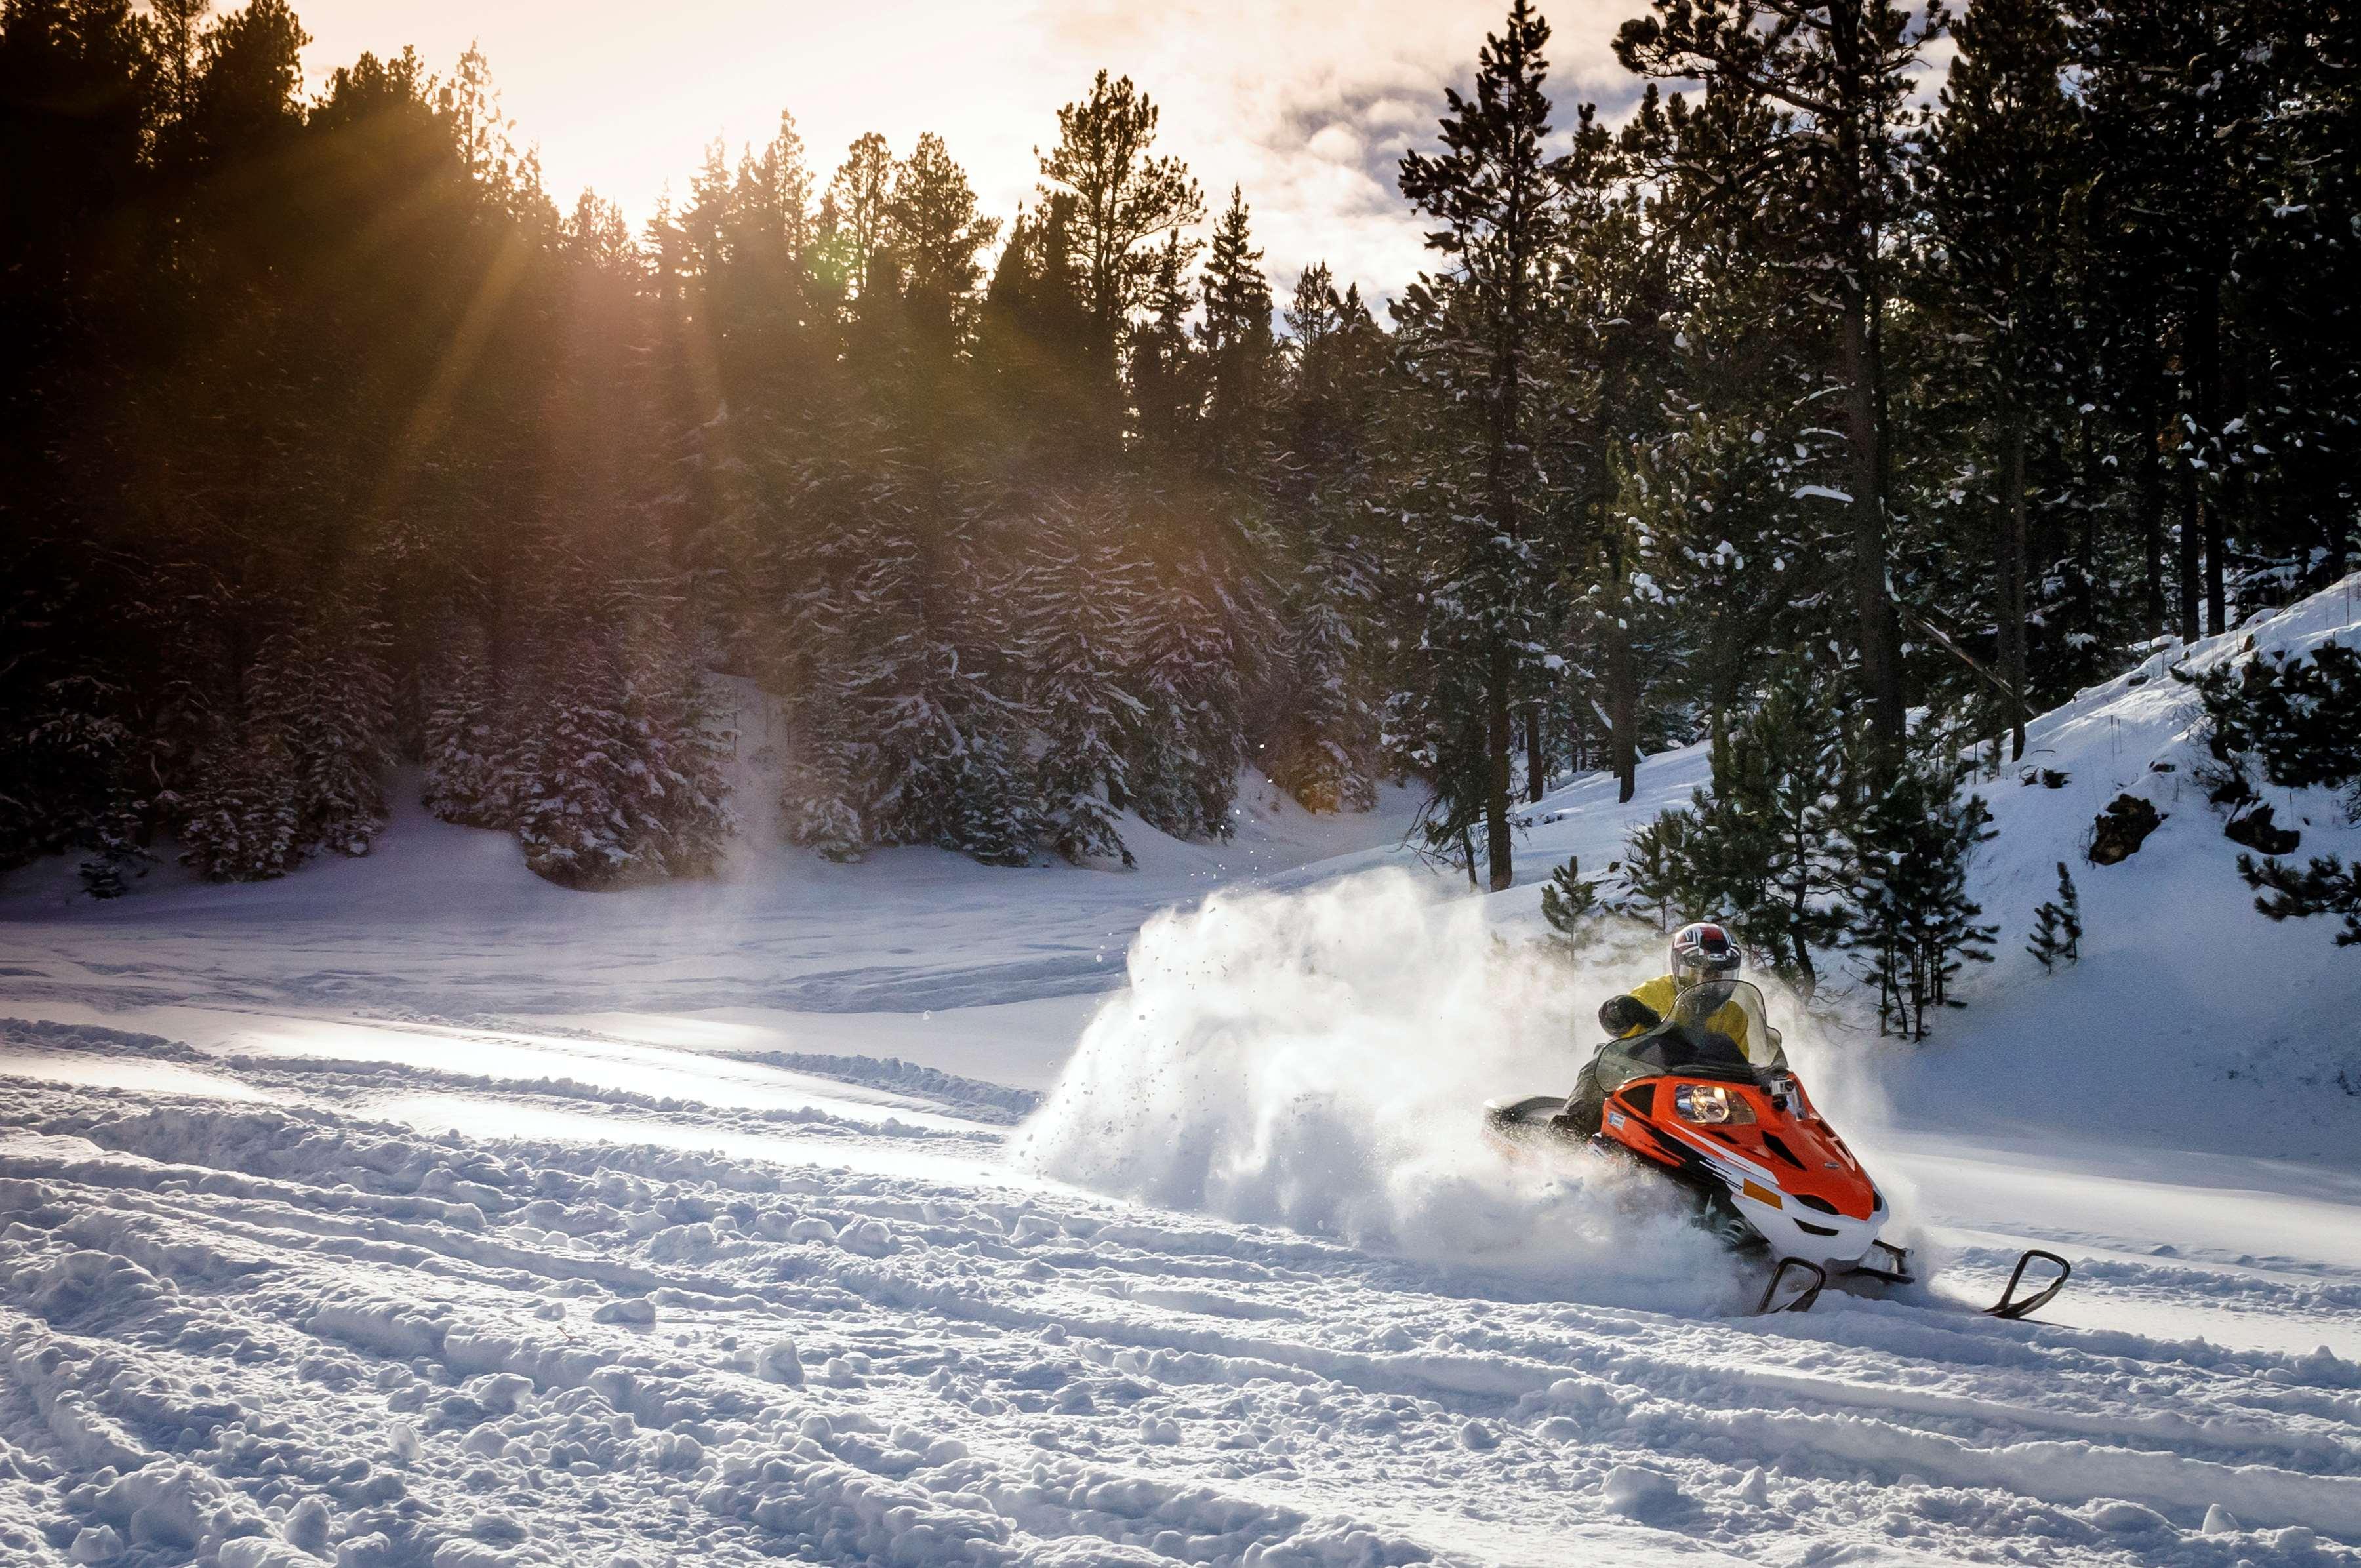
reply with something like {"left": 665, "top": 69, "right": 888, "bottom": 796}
{"left": 1463, "top": 573, "right": 2361, "bottom": 1167}
{"left": 3, "top": 586, "right": 2361, "bottom": 1567}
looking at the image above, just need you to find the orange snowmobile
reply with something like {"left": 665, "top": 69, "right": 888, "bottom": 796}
{"left": 1485, "top": 980, "right": 2068, "bottom": 1317}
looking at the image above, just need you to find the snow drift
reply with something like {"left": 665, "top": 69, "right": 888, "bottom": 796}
{"left": 1017, "top": 870, "right": 1739, "bottom": 1309}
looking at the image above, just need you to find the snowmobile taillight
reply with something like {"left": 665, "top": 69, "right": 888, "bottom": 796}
{"left": 1673, "top": 1084, "right": 1755, "bottom": 1125}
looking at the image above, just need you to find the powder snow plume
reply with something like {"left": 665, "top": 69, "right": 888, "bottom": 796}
{"left": 1015, "top": 870, "right": 1739, "bottom": 1310}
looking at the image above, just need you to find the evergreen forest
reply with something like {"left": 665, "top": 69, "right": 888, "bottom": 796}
{"left": 5, "top": 0, "right": 2354, "bottom": 914}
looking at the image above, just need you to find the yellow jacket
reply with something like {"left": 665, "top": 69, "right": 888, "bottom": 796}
{"left": 1620, "top": 974, "right": 1752, "bottom": 1055}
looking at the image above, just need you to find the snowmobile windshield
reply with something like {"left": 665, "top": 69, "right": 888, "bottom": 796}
{"left": 1625, "top": 980, "right": 1786, "bottom": 1081}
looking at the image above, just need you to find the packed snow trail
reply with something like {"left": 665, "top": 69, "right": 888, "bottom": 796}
{"left": 3, "top": 1013, "right": 2359, "bottom": 1568}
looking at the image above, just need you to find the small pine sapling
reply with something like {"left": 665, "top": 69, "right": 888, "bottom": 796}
{"left": 1621, "top": 808, "right": 1699, "bottom": 932}
{"left": 1539, "top": 854, "right": 1603, "bottom": 954}
{"left": 1842, "top": 758, "right": 1999, "bottom": 1038}
{"left": 2026, "top": 860, "right": 2083, "bottom": 972}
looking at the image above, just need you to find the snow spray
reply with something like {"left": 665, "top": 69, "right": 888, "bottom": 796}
{"left": 1015, "top": 870, "right": 1744, "bottom": 1311}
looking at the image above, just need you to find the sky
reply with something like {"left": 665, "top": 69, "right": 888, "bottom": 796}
{"left": 289, "top": 0, "right": 1651, "bottom": 302}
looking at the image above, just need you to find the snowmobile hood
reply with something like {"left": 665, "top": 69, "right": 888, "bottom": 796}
{"left": 1613, "top": 1074, "right": 1880, "bottom": 1223}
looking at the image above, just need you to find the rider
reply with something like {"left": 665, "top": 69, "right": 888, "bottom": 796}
{"left": 1556, "top": 921, "right": 1752, "bottom": 1138}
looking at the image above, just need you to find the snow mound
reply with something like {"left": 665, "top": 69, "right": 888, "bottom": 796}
{"left": 1016, "top": 870, "right": 1737, "bottom": 1308}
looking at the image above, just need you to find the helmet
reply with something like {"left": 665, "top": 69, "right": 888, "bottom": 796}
{"left": 1669, "top": 922, "right": 1741, "bottom": 993}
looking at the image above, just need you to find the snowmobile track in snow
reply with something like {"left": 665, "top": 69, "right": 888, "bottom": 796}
{"left": 3, "top": 1040, "right": 2359, "bottom": 1568}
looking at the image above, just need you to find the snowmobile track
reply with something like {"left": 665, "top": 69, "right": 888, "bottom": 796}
{"left": 1, "top": 1055, "right": 2358, "bottom": 1568}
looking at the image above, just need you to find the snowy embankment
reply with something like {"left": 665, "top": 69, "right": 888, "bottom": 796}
{"left": 1482, "top": 573, "right": 2361, "bottom": 1167}
{"left": 1, "top": 584, "right": 2359, "bottom": 1567}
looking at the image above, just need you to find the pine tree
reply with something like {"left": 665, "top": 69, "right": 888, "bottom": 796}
{"left": 827, "top": 131, "right": 895, "bottom": 304}
{"left": 1618, "top": 0, "right": 1941, "bottom": 751}
{"left": 948, "top": 716, "right": 1036, "bottom": 867}
{"left": 151, "top": 0, "right": 210, "bottom": 118}
{"left": 75, "top": 786, "right": 148, "bottom": 898}
{"left": 1129, "top": 230, "right": 1199, "bottom": 455}
{"left": 422, "top": 620, "right": 512, "bottom": 828}
{"left": 513, "top": 624, "right": 733, "bottom": 887}
{"left": 1548, "top": 90, "right": 1682, "bottom": 805}
{"left": 2192, "top": 639, "right": 2361, "bottom": 802}
{"left": 2074, "top": 0, "right": 2280, "bottom": 640}
{"left": 1924, "top": 0, "right": 2082, "bottom": 761}
{"left": 765, "top": 415, "right": 920, "bottom": 859}
{"left": 1272, "top": 544, "right": 1377, "bottom": 813}
{"left": 1021, "top": 497, "right": 1144, "bottom": 866}
{"left": 1396, "top": 0, "right": 1571, "bottom": 890}
{"left": 174, "top": 604, "right": 394, "bottom": 879}
{"left": 1, "top": 674, "right": 139, "bottom": 881}
{"left": 1622, "top": 656, "right": 1847, "bottom": 982}
{"left": 1196, "top": 187, "right": 1274, "bottom": 466}
{"left": 1539, "top": 853, "right": 1604, "bottom": 954}
{"left": 888, "top": 131, "right": 998, "bottom": 356}
{"left": 1734, "top": 661, "right": 1849, "bottom": 988}
{"left": 1128, "top": 570, "right": 1243, "bottom": 842}
{"left": 1270, "top": 263, "right": 1385, "bottom": 814}
{"left": 514, "top": 630, "right": 636, "bottom": 887}
{"left": 1842, "top": 757, "right": 1999, "bottom": 1037}
{"left": 1622, "top": 807, "right": 1701, "bottom": 933}
{"left": 270, "top": 607, "right": 395, "bottom": 860}
{"left": 637, "top": 654, "right": 735, "bottom": 879}
{"left": 1686, "top": 759, "right": 1780, "bottom": 959}
{"left": 2027, "top": 860, "right": 2083, "bottom": 971}
{"left": 1036, "top": 71, "right": 1204, "bottom": 409}
{"left": 782, "top": 691, "right": 867, "bottom": 863}
{"left": 178, "top": 726, "right": 303, "bottom": 882}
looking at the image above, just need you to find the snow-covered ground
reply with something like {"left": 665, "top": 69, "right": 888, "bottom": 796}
{"left": 3, "top": 580, "right": 2358, "bottom": 1568}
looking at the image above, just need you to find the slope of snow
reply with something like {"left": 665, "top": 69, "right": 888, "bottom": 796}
{"left": 1479, "top": 573, "right": 2361, "bottom": 1167}
{"left": 2, "top": 582, "right": 2359, "bottom": 1566}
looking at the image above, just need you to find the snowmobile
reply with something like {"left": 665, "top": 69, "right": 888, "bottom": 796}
{"left": 1484, "top": 980, "right": 2069, "bottom": 1317}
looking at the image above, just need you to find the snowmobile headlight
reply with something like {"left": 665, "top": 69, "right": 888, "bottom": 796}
{"left": 1674, "top": 1084, "right": 1752, "bottom": 1125}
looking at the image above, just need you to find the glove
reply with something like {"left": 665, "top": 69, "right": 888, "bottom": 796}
{"left": 1598, "top": 995, "right": 1662, "bottom": 1037}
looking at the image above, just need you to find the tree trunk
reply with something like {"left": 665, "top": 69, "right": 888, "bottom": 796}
{"left": 1524, "top": 700, "right": 1546, "bottom": 803}
{"left": 1840, "top": 296, "right": 1905, "bottom": 750}
{"left": 2175, "top": 455, "right": 2202, "bottom": 644}
{"left": 2196, "top": 271, "right": 2228, "bottom": 635}
{"left": 2137, "top": 408, "right": 2166, "bottom": 635}
{"left": 1610, "top": 627, "right": 1637, "bottom": 805}
{"left": 1786, "top": 851, "right": 1818, "bottom": 995}
{"left": 1605, "top": 531, "right": 1637, "bottom": 805}
{"left": 1485, "top": 639, "right": 1513, "bottom": 891}
{"left": 2003, "top": 411, "right": 2029, "bottom": 761}
{"left": 2205, "top": 490, "right": 2227, "bottom": 635}
{"left": 1706, "top": 632, "right": 1739, "bottom": 791}
{"left": 2076, "top": 414, "right": 2099, "bottom": 651}
{"left": 1479, "top": 193, "right": 1527, "bottom": 894}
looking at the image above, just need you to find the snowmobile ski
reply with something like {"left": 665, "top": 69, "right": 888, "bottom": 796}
{"left": 1849, "top": 1239, "right": 1913, "bottom": 1285}
{"left": 1758, "top": 1257, "right": 1827, "bottom": 1314}
{"left": 1985, "top": 1249, "right": 2071, "bottom": 1321}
